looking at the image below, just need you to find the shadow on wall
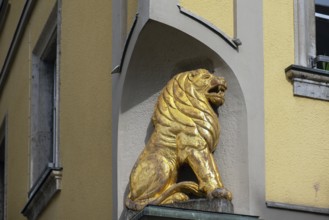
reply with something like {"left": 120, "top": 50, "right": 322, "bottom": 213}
{"left": 117, "top": 20, "right": 249, "bottom": 216}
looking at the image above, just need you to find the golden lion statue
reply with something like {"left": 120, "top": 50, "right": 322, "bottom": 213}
{"left": 126, "top": 69, "right": 232, "bottom": 211}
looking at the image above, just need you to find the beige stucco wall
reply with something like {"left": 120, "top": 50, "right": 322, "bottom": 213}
{"left": 0, "top": 40, "right": 29, "bottom": 220}
{"left": 38, "top": 0, "right": 113, "bottom": 219}
{"left": 179, "top": 0, "right": 234, "bottom": 38}
{"left": 0, "top": 0, "right": 56, "bottom": 219}
{"left": 0, "top": 1, "right": 25, "bottom": 68}
{"left": 0, "top": 0, "right": 113, "bottom": 219}
{"left": 264, "top": 0, "right": 329, "bottom": 209}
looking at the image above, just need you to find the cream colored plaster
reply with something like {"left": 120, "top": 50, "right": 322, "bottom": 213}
{"left": 1, "top": 0, "right": 112, "bottom": 219}
{"left": 264, "top": 0, "right": 329, "bottom": 209}
{"left": 38, "top": 194, "right": 60, "bottom": 220}
{"left": 28, "top": 0, "right": 57, "bottom": 53}
{"left": 0, "top": 1, "right": 25, "bottom": 70}
{"left": 0, "top": 48, "right": 29, "bottom": 220}
{"left": 179, "top": 0, "right": 234, "bottom": 38}
{"left": 39, "top": 0, "right": 113, "bottom": 219}
{"left": 0, "top": 0, "right": 56, "bottom": 219}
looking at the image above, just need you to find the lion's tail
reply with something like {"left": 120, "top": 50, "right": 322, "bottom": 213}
{"left": 125, "top": 181, "right": 204, "bottom": 211}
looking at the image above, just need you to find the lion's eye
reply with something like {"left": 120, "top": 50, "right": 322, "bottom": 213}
{"left": 203, "top": 75, "right": 211, "bottom": 79}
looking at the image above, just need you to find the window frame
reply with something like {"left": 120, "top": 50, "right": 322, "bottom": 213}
{"left": 284, "top": 0, "right": 329, "bottom": 102}
{"left": 29, "top": 24, "right": 58, "bottom": 189}
{"left": 293, "top": 0, "right": 316, "bottom": 67}
{"left": 21, "top": 2, "right": 62, "bottom": 219}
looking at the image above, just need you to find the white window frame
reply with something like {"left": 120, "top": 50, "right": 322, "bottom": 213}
{"left": 294, "top": 0, "right": 316, "bottom": 67}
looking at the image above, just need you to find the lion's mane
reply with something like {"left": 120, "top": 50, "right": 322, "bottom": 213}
{"left": 152, "top": 71, "right": 220, "bottom": 152}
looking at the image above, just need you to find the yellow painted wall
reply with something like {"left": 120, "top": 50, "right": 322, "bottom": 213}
{"left": 0, "top": 43, "right": 29, "bottom": 220}
{"left": 0, "top": 0, "right": 112, "bottom": 219}
{"left": 179, "top": 0, "right": 234, "bottom": 38}
{"left": 0, "top": 0, "right": 55, "bottom": 219}
{"left": 0, "top": 1, "right": 25, "bottom": 74}
{"left": 39, "top": 0, "right": 113, "bottom": 219}
{"left": 264, "top": 0, "right": 329, "bottom": 209}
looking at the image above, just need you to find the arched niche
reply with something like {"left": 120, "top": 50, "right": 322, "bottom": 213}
{"left": 116, "top": 20, "right": 249, "bottom": 216}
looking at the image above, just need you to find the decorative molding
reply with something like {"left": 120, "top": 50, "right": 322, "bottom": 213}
{"left": 0, "top": 0, "right": 37, "bottom": 93}
{"left": 21, "top": 168, "right": 62, "bottom": 220}
{"left": 112, "top": 14, "right": 139, "bottom": 74}
{"left": 177, "top": 4, "right": 241, "bottom": 50}
{"left": 285, "top": 64, "right": 329, "bottom": 101}
{"left": 266, "top": 201, "right": 329, "bottom": 215}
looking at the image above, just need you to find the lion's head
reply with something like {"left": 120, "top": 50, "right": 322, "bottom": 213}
{"left": 186, "top": 69, "right": 227, "bottom": 107}
{"left": 152, "top": 69, "right": 227, "bottom": 151}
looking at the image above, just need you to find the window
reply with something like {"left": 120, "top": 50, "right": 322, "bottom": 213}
{"left": 314, "top": 0, "right": 329, "bottom": 70}
{"left": 30, "top": 32, "right": 57, "bottom": 188}
{"left": 22, "top": 3, "right": 62, "bottom": 219}
{"left": 285, "top": 0, "right": 329, "bottom": 102}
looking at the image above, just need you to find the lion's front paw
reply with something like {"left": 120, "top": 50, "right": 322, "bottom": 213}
{"left": 210, "top": 188, "right": 232, "bottom": 201}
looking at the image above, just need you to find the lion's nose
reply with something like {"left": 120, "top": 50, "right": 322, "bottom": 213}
{"left": 211, "top": 78, "right": 227, "bottom": 89}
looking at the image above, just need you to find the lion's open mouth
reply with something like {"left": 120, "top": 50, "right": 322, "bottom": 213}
{"left": 206, "top": 84, "right": 227, "bottom": 112}
{"left": 208, "top": 84, "right": 226, "bottom": 95}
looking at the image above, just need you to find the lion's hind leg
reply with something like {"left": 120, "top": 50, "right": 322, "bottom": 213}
{"left": 126, "top": 152, "right": 177, "bottom": 210}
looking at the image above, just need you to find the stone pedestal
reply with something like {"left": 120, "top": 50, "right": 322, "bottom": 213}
{"left": 163, "top": 198, "right": 234, "bottom": 213}
{"left": 122, "top": 198, "right": 259, "bottom": 220}
{"left": 131, "top": 205, "right": 260, "bottom": 220}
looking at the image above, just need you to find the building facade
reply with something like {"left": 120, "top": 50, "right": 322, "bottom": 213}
{"left": 112, "top": 0, "right": 329, "bottom": 220}
{"left": 0, "top": 0, "right": 328, "bottom": 220}
{"left": 0, "top": 0, "right": 113, "bottom": 219}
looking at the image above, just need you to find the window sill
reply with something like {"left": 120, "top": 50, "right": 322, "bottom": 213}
{"left": 21, "top": 168, "right": 62, "bottom": 220}
{"left": 285, "top": 64, "right": 329, "bottom": 101}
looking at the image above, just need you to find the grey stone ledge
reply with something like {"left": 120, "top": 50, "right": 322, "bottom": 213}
{"left": 266, "top": 201, "right": 329, "bottom": 216}
{"left": 123, "top": 198, "right": 235, "bottom": 220}
{"left": 285, "top": 64, "right": 329, "bottom": 101}
{"left": 131, "top": 205, "right": 260, "bottom": 220}
{"left": 163, "top": 198, "right": 234, "bottom": 213}
{"left": 21, "top": 168, "right": 62, "bottom": 220}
